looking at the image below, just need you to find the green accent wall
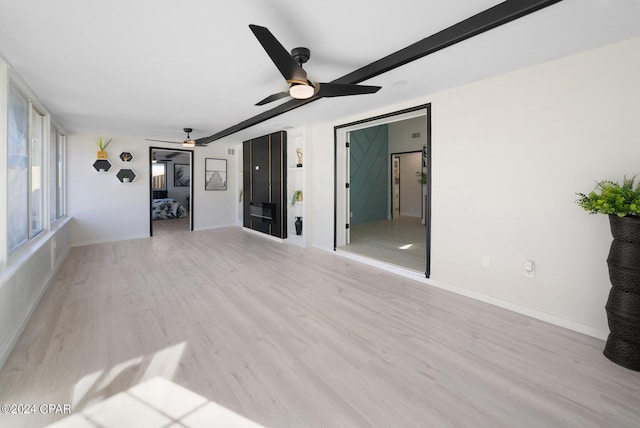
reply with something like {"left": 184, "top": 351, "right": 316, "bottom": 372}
{"left": 350, "top": 124, "right": 388, "bottom": 225}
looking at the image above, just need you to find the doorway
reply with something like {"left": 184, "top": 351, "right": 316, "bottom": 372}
{"left": 149, "top": 147, "right": 194, "bottom": 235}
{"left": 392, "top": 151, "right": 423, "bottom": 220}
{"left": 334, "top": 104, "right": 431, "bottom": 277}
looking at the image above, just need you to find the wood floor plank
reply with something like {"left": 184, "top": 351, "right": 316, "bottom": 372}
{"left": 0, "top": 225, "right": 639, "bottom": 427}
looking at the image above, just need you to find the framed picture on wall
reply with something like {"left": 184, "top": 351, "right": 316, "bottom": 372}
{"left": 174, "top": 163, "right": 190, "bottom": 187}
{"left": 205, "top": 158, "right": 227, "bottom": 191}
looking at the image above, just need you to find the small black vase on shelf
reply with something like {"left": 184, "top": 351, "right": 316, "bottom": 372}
{"left": 295, "top": 217, "right": 303, "bottom": 235}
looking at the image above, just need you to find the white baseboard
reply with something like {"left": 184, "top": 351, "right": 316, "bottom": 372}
{"left": 193, "top": 223, "right": 237, "bottom": 232}
{"left": 71, "top": 233, "right": 150, "bottom": 247}
{"left": 242, "top": 227, "right": 285, "bottom": 243}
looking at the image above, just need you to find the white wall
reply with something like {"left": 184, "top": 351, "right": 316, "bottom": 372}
{"left": 307, "top": 36, "right": 640, "bottom": 338}
{"left": 388, "top": 117, "right": 426, "bottom": 154}
{"left": 0, "top": 219, "right": 71, "bottom": 369}
{"left": 68, "top": 135, "right": 237, "bottom": 246}
{"left": 388, "top": 117, "right": 427, "bottom": 219}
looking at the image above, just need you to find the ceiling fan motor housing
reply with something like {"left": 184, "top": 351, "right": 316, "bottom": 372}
{"left": 291, "top": 47, "right": 310, "bottom": 65}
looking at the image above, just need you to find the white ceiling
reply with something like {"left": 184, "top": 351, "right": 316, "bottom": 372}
{"left": 0, "top": 0, "right": 639, "bottom": 144}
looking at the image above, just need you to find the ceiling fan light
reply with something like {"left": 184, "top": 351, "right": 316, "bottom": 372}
{"left": 289, "top": 83, "right": 314, "bottom": 100}
{"left": 183, "top": 140, "right": 196, "bottom": 148}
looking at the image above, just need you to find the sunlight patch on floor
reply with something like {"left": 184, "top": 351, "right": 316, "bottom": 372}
{"left": 48, "top": 377, "right": 264, "bottom": 428}
{"left": 71, "top": 342, "right": 186, "bottom": 410}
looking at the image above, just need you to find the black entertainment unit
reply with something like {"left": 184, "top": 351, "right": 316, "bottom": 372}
{"left": 249, "top": 202, "right": 276, "bottom": 223}
{"left": 243, "top": 131, "right": 287, "bottom": 238}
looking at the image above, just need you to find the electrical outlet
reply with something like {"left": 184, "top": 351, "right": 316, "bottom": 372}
{"left": 482, "top": 256, "right": 491, "bottom": 268}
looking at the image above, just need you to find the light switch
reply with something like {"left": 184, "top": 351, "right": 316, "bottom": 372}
{"left": 524, "top": 260, "right": 535, "bottom": 278}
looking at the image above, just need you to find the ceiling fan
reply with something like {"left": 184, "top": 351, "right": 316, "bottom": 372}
{"left": 146, "top": 128, "right": 203, "bottom": 147}
{"left": 196, "top": 2, "right": 561, "bottom": 145}
{"left": 249, "top": 24, "right": 381, "bottom": 106}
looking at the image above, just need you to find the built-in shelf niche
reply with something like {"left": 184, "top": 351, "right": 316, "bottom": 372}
{"left": 287, "top": 130, "right": 306, "bottom": 246}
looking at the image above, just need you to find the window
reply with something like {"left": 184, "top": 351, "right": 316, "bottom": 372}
{"left": 30, "top": 107, "right": 44, "bottom": 237}
{"left": 57, "top": 133, "right": 65, "bottom": 218}
{"left": 50, "top": 126, "right": 65, "bottom": 220}
{"left": 7, "top": 83, "right": 57, "bottom": 253}
{"left": 152, "top": 162, "right": 167, "bottom": 190}
{"left": 49, "top": 126, "right": 57, "bottom": 222}
{"left": 7, "top": 84, "right": 29, "bottom": 252}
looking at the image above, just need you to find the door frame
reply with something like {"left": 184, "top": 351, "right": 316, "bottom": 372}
{"left": 333, "top": 103, "right": 431, "bottom": 277}
{"left": 149, "top": 146, "right": 194, "bottom": 236}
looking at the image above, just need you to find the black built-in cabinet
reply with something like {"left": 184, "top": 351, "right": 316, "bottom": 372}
{"left": 243, "top": 131, "right": 287, "bottom": 238}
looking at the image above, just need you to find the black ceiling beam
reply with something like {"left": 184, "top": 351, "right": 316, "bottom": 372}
{"left": 196, "top": 0, "right": 563, "bottom": 144}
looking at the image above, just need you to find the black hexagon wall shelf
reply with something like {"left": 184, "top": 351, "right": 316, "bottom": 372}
{"left": 119, "top": 152, "right": 134, "bottom": 162}
{"left": 116, "top": 168, "right": 136, "bottom": 183}
{"left": 93, "top": 159, "right": 112, "bottom": 172}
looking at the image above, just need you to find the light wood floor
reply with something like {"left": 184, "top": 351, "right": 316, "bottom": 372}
{"left": 152, "top": 216, "right": 190, "bottom": 233}
{"left": 341, "top": 217, "right": 426, "bottom": 272}
{"left": 1, "top": 226, "right": 639, "bottom": 427}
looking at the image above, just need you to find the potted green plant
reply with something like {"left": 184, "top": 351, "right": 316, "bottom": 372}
{"left": 576, "top": 175, "right": 640, "bottom": 371}
{"left": 291, "top": 190, "right": 303, "bottom": 235}
{"left": 96, "top": 137, "right": 112, "bottom": 159}
{"left": 291, "top": 189, "right": 303, "bottom": 206}
{"left": 576, "top": 176, "right": 640, "bottom": 217}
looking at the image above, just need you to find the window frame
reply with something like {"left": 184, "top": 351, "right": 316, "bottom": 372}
{"left": 4, "top": 75, "right": 67, "bottom": 257}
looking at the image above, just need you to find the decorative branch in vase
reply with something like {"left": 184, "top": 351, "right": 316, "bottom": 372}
{"left": 96, "top": 137, "right": 112, "bottom": 159}
{"left": 296, "top": 148, "right": 302, "bottom": 167}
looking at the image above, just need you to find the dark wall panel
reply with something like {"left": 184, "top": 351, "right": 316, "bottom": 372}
{"left": 243, "top": 131, "right": 287, "bottom": 238}
{"left": 350, "top": 124, "right": 389, "bottom": 225}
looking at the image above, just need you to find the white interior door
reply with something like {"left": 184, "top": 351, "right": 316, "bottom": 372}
{"left": 393, "top": 156, "right": 400, "bottom": 219}
{"left": 398, "top": 152, "right": 422, "bottom": 218}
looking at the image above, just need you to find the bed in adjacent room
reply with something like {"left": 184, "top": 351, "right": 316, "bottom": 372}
{"left": 152, "top": 195, "right": 187, "bottom": 220}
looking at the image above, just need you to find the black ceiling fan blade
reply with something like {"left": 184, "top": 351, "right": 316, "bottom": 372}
{"left": 145, "top": 138, "right": 182, "bottom": 144}
{"left": 316, "top": 83, "right": 381, "bottom": 98}
{"left": 249, "top": 24, "right": 307, "bottom": 83}
{"left": 256, "top": 91, "right": 291, "bottom": 106}
{"left": 146, "top": 138, "right": 204, "bottom": 147}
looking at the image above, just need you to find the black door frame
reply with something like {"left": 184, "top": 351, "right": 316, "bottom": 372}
{"left": 333, "top": 103, "right": 432, "bottom": 277}
{"left": 149, "top": 146, "right": 195, "bottom": 236}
